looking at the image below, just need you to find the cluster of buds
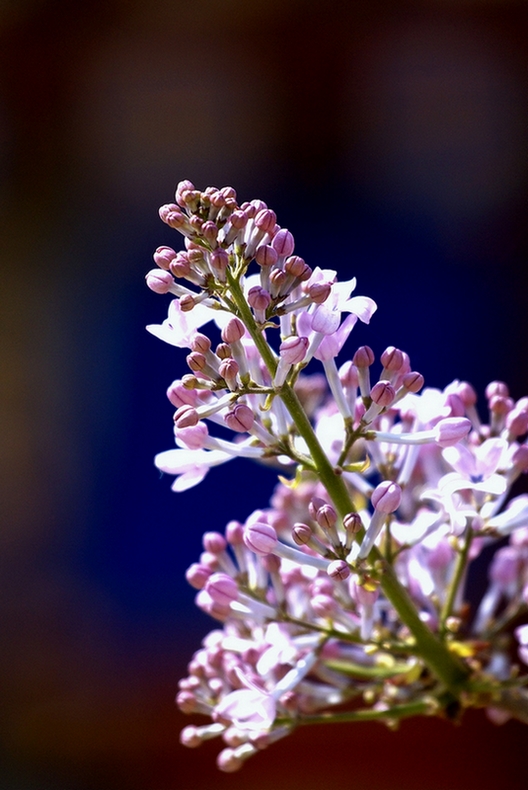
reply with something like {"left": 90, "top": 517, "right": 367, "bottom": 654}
{"left": 146, "top": 182, "right": 528, "bottom": 771}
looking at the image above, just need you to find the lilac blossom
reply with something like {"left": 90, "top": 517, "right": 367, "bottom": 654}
{"left": 145, "top": 180, "right": 528, "bottom": 770}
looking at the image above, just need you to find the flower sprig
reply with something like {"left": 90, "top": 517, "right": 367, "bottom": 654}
{"left": 146, "top": 181, "right": 528, "bottom": 771}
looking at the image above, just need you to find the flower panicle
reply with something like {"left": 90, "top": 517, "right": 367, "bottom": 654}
{"left": 145, "top": 182, "right": 528, "bottom": 770}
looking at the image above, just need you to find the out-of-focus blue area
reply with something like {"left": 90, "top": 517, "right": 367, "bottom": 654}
{"left": 1, "top": 2, "right": 528, "bottom": 788}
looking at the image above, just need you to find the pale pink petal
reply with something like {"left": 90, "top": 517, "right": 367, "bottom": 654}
{"left": 343, "top": 295, "right": 377, "bottom": 324}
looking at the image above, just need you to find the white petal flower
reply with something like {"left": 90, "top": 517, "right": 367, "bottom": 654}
{"left": 146, "top": 298, "right": 216, "bottom": 348}
{"left": 154, "top": 448, "right": 233, "bottom": 491}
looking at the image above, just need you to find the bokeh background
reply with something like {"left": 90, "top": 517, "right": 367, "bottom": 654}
{"left": 1, "top": 1, "right": 528, "bottom": 788}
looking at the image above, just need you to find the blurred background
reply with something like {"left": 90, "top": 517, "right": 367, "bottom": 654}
{"left": 1, "top": 1, "right": 528, "bottom": 788}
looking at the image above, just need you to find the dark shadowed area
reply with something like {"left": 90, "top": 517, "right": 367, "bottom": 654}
{"left": 1, "top": 1, "right": 527, "bottom": 788}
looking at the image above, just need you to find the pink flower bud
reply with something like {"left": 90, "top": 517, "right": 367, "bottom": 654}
{"left": 169, "top": 252, "right": 192, "bottom": 278}
{"left": 209, "top": 248, "right": 229, "bottom": 276}
{"left": 217, "top": 748, "right": 244, "bottom": 773}
{"left": 230, "top": 209, "right": 247, "bottom": 229}
{"left": 187, "top": 352, "right": 207, "bottom": 373}
{"left": 434, "top": 417, "right": 472, "bottom": 447}
{"left": 189, "top": 215, "right": 203, "bottom": 233}
{"left": 215, "top": 347, "right": 231, "bottom": 365}
{"left": 224, "top": 403, "right": 254, "bottom": 432}
{"left": 185, "top": 563, "right": 212, "bottom": 590}
{"left": 308, "top": 282, "right": 332, "bottom": 304}
{"left": 166, "top": 380, "right": 199, "bottom": 408}
{"left": 353, "top": 581, "right": 379, "bottom": 606}
{"left": 512, "top": 445, "right": 528, "bottom": 472}
{"left": 445, "top": 393, "right": 465, "bottom": 417}
{"left": 279, "top": 336, "right": 309, "bottom": 365}
{"left": 489, "top": 395, "right": 513, "bottom": 416}
{"left": 202, "top": 220, "right": 218, "bottom": 246}
{"left": 371, "top": 481, "right": 402, "bottom": 513}
{"left": 254, "top": 208, "right": 277, "bottom": 233}
{"left": 175, "top": 179, "right": 196, "bottom": 206}
{"left": 402, "top": 371, "right": 424, "bottom": 393}
{"left": 225, "top": 520, "right": 244, "bottom": 545}
{"left": 255, "top": 244, "right": 278, "bottom": 267}
{"left": 327, "top": 560, "right": 350, "bottom": 581}
{"left": 262, "top": 554, "right": 281, "bottom": 573}
{"left": 284, "top": 255, "right": 310, "bottom": 279}
{"left": 343, "top": 512, "right": 363, "bottom": 534}
{"left": 353, "top": 345, "right": 375, "bottom": 368}
{"left": 380, "top": 346, "right": 404, "bottom": 372}
{"left": 315, "top": 504, "right": 337, "bottom": 530}
{"left": 166, "top": 209, "right": 187, "bottom": 229}
{"left": 486, "top": 380, "right": 509, "bottom": 400}
{"left": 203, "top": 532, "right": 228, "bottom": 554}
{"left": 506, "top": 408, "right": 528, "bottom": 438}
{"left": 453, "top": 381, "right": 477, "bottom": 408}
{"left": 248, "top": 285, "right": 271, "bottom": 312}
{"left": 205, "top": 572, "right": 238, "bottom": 606}
{"left": 191, "top": 333, "right": 212, "bottom": 354}
{"left": 311, "top": 593, "right": 338, "bottom": 617}
{"left": 145, "top": 269, "right": 174, "bottom": 294}
{"left": 180, "top": 294, "right": 196, "bottom": 312}
{"left": 219, "top": 358, "right": 239, "bottom": 390}
{"left": 176, "top": 422, "right": 208, "bottom": 449}
{"left": 243, "top": 522, "right": 278, "bottom": 555}
{"left": 271, "top": 228, "right": 295, "bottom": 256}
{"left": 339, "top": 361, "right": 359, "bottom": 388}
{"left": 269, "top": 269, "right": 287, "bottom": 295}
{"left": 177, "top": 695, "right": 200, "bottom": 717}
{"left": 292, "top": 522, "right": 312, "bottom": 545}
{"left": 174, "top": 404, "right": 199, "bottom": 428}
{"left": 153, "top": 245, "right": 177, "bottom": 270}
{"left": 308, "top": 497, "right": 326, "bottom": 519}
{"left": 219, "top": 185, "right": 237, "bottom": 200}
{"left": 221, "top": 317, "right": 245, "bottom": 344}
{"left": 370, "top": 381, "right": 396, "bottom": 408}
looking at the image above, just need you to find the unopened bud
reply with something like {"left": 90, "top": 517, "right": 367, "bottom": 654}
{"left": 343, "top": 512, "right": 363, "bottom": 534}
{"left": 243, "top": 522, "right": 278, "bottom": 555}
{"left": 271, "top": 228, "right": 295, "bottom": 256}
{"left": 353, "top": 346, "right": 375, "bottom": 368}
{"left": 434, "top": 417, "right": 471, "bottom": 447}
{"left": 279, "top": 335, "right": 309, "bottom": 365}
{"left": 224, "top": 403, "right": 254, "bottom": 432}
{"left": 254, "top": 208, "right": 277, "bottom": 233}
{"left": 402, "top": 371, "right": 424, "bottom": 393}
{"left": 222, "top": 317, "right": 245, "bottom": 344}
{"left": 370, "top": 380, "right": 396, "bottom": 408}
{"left": 371, "top": 481, "right": 402, "bottom": 514}
{"left": 153, "top": 245, "right": 177, "bottom": 270}
{"left": 174, "top": 404, "right": 199, "bottom": 428}
{"left": 255, "top": 244, "right": 278, "bottom": 267}
{"left": 145, "top": 269, "right": 174, "bottom": 294}
{"left": 327, "top": 560, "right": 350, "bottom": 581}
{"left": 316, "top": 504, "right": 337, "bottom": 530}
{"left": 380, "top": 346, "right": 404, "bottom": 372}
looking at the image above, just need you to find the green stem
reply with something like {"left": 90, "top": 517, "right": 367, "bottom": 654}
{"left": 227, "top": 270, "right": 470, "bottom": 695}
{"left": 439, "top": 525, "right": 472, "bottom": 637}
{"left": 297, "top": 699, "right": 433, "bottom": 726}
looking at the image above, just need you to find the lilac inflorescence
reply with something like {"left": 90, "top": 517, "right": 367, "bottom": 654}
{"left": 146, "top": 181, "right": 528, "bottom": 770}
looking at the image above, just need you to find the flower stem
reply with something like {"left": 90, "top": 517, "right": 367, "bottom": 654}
{"left": 227, "top": 269, "right": 470, "bottom": 696}
{"left": 297, "top": 698, "right": 434, "bottom": 726}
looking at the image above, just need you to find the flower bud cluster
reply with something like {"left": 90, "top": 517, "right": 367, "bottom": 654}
{"left": 145, "top": 182, "right": 528, "bottom": 769}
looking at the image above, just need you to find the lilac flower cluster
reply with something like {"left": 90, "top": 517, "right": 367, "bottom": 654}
{"left": 146, "top": 181, "right": 528, "bottom": 771}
